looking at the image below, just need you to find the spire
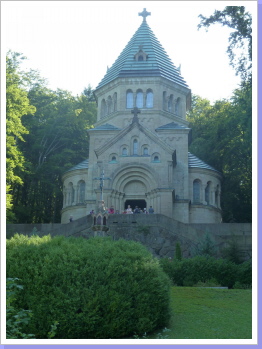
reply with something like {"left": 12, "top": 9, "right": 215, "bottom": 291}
{"left": 138, "top": 8, "right": 151, "bottom": 22}
{"left": 95, "top": 11, "right": 189, "bottom": 91}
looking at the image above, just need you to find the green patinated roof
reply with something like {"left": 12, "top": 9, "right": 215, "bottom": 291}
{"left": 188, "top": 152, "right": 220, "bottom": 173}
{"left": 65, "top": 159, "right": 89, "bottom": 173}
{"left": 156, "top": 122, "right": 190, "bottom": 131}
{"left": 96, "top": 19, "right": 189, "bottom": 90}
{"left": 65, "top": 153, "right": 219, "bottom": 175}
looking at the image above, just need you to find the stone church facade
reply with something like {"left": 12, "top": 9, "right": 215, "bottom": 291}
{"left": 61, "top": 9, "right": 222, "bottom": 224}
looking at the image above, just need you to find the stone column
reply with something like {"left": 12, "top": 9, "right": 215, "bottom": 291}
{"left": 217, "top": 189, "right": 221, "bottom": 208}
{"left": 119, "top": 193, "right": 124, "bottom": 212}
{"left": 211, "top": 189, "right": 215, "bottom": 206}
{"left": 168, "top": 161, "right": 173, "bottom": 186}
{"left": 110, "top": 191, "right": 116, "bottom": 210}
{"left": 202, "top": 186, "right": 206, "bottom": 205}
{"left": 76, "top": 184, "right": 79, "bottom": 204}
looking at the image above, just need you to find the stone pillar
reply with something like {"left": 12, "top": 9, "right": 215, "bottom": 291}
{"left": 202, "top": 186, "right": 206, "bottom": 205}
{"left": 211, "top": 189, "right": 215, "bottom": 206}
{"left": 156, "top": 193, "right": 161, "bottom": 214}
{"left": 111, "top": 192, "right": 115, "bottom": 209}
{"left": 218, "top": 189, "right": 221, "bottom": 208}
{"left": 119, "top": 193, "right": 124, "bottom": 212}
{"left": 76, "top": 184, "right": 79, "bottom": 204}
{"left": 168, "top": 161, "right": 173, "bottom": 186}
{"left": 143, "top": 92, "right": 146, "bottom": 108}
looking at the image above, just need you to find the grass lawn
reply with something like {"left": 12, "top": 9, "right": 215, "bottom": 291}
{"left": 149, "top": 287, "right": 252, "bottom": 339}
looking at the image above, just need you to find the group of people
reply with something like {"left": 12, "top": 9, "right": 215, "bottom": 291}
{"left": 88, "top": 205, "right": 155, "bottom": 215}
{"left": 123, "top": 205, "right": 154, "bottom": 214}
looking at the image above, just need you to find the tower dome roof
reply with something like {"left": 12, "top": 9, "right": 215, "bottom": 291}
{"left": 96, "top": 9, "right": 189, "bottom": 91}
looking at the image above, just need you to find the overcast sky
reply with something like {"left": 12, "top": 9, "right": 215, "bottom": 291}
{"left": 2, "top": 1, "right": 256, "bottom": 103}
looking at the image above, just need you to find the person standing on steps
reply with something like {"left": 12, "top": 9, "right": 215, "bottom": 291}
{"left": 126, "top": 205, "right": 133, "bottom": 214}
{"left": 134, "top": 206, "right": 140, "bottom": 214}
{"left": 148, "top": 206, "right": 154, "bottom": 214}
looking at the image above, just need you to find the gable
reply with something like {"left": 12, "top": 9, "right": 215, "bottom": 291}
{"left": 94, "top": 118, "right": 174, "bottom": 157}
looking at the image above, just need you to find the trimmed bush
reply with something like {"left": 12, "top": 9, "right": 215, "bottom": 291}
{"left": 159, "top": 256, "right": 252, "bottom": 289}
{"left": 235, "top": 260, "right": 252, "bottom": 288}
{"left": 6, "top": 234, "right": 171, "bottom": 339}
{"left": 213, "top": 258, "right": 238, "bottom": 288}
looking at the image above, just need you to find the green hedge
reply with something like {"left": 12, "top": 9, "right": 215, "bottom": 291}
{"left": 6, "top": 234, "right": 171, "bottom": 339}
{"left": 159, "top": 256, "right": 252, "bottom": 289}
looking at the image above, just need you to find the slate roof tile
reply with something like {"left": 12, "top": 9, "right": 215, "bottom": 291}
{"left": 96, "top": 20, "right": 189, "bottom": 90}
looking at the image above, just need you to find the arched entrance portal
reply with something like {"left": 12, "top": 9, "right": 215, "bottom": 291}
{"left": 125, "top": 200, "right": 147, "bottom": 211}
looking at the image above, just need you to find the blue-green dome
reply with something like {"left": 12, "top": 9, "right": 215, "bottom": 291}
{"left": 96, "top": 19, "right": 189, "bottom": 91}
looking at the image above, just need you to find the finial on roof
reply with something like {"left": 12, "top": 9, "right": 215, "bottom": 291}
{"left": 139, "top": 8, "right": 151, "bottom": 22}
{"left": 131, "top": 107, "right": 141, "bottom": 123}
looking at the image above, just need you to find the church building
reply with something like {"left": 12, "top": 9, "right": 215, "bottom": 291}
{"left": 61, "top": 9, "right": 222, "bottom": 224}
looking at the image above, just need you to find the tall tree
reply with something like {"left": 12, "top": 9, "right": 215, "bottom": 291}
{"left": 195, "top": 6, "right": 252, "bottom": 222}
{"left": 187, "top": 87, "right": 252, "bottom": 222}
{"left": 6, "top": 51, "right": 36, "bottom": 222}
{"left": 198, "top": 6, "right": 252, "bottom": 81}
{"left": 12, "top": 81, "right": 97, "bottom": 223}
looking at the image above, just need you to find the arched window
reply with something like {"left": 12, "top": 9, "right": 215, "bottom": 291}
{"left": 126, "top": 90, "right": 133, "bottom": 108}
{"left": 101, "top": 99, "right": 107, "bottom": 118}
{"left": 133, "top": 139, "right": 138, "bottom": 155}
{"left": 175, "top": 98, "right": 181, "bottom": 116}
{"left": 63, "top": 186, "right": 67, "bottom": 207}
{"left": 113, "top": 92, "right": 117, "bottom": 112}
{"left": 79, "top": 181, "right": 85, "bottom": 203}
{"left": 136, "top": 90, "right": 143, "bottom": 108}
{"left": 163, "top": 91, "right": 167, "bottom": 110}
{"left": 193, "top": 180, "right": 201, "bottom": 203}
{"left": 107, "top": 96, "right": 112, "bottom": 114}
{"left": 143, "top": 147, "right": 148, "bottom": 155}
{"left": 122, "top": 147, "right": 128, "bottom": 156}
{"left": 205, "top": 182, "right": 211, "bottom": 204}
{"left": 109, "top": 154, "right": 117, "bottom": 163}
{"left": 168, "top": 95, "right": 173, "bottom": 113}
{"left": 215, "top": 185, "right": 219, "bottom": 207}
{"left": 152, "top": 153, "right": 160, "bottom": 162}
{"left": 97, "top": 215, "right": 102, "bottom": 225}
{"left": 68, "top": 182, "right": 74, "bottom": 206}
{"left": 146, "top": 90, "right": 153, "bottom": 108}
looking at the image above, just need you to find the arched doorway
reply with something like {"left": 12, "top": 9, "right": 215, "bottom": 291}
{"left": 125, "top": 199, "right": 147, "bottom": 211}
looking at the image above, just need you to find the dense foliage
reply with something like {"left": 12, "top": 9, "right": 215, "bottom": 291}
{"left": 6, "top": 278, "right": 34, "bottom": 339}
{"left": 188, "top": 83, "right": 252, "bottom": 222}
{"left": 194, "top": 6, "right": 252, "bottom": 222}
{"left": 6, "top": 235, "right": 171, "bottom": 339}
{"left": 6, "top": 51, "right": 96, "bottom": 223}
{"left": 159, "top": 255, "right": 252, "bottom": 289}
{"left": 6, "top": 52, "right": 36, "bottom": 222}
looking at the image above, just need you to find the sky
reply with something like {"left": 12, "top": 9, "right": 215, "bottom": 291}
{"left": 2, "top": 1, "right": 257, "bottom": 104}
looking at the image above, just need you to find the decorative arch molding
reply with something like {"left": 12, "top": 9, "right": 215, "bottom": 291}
{"left": 111, "top": 164, "right": 158, "bottom": 193}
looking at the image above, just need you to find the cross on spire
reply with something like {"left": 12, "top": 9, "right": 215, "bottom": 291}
{"left": 131, "top": 107, "right": 141, "bottom": 123}
{"left": 131, "top": 107, "right": 141, "bottom": 117}
{"left": 139, "top": 8, "right": 151, "bottom": 22}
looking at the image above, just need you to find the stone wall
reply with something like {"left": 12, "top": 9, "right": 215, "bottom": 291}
{"left": 6, "top": 214, "right": 252, "bottom": 260}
